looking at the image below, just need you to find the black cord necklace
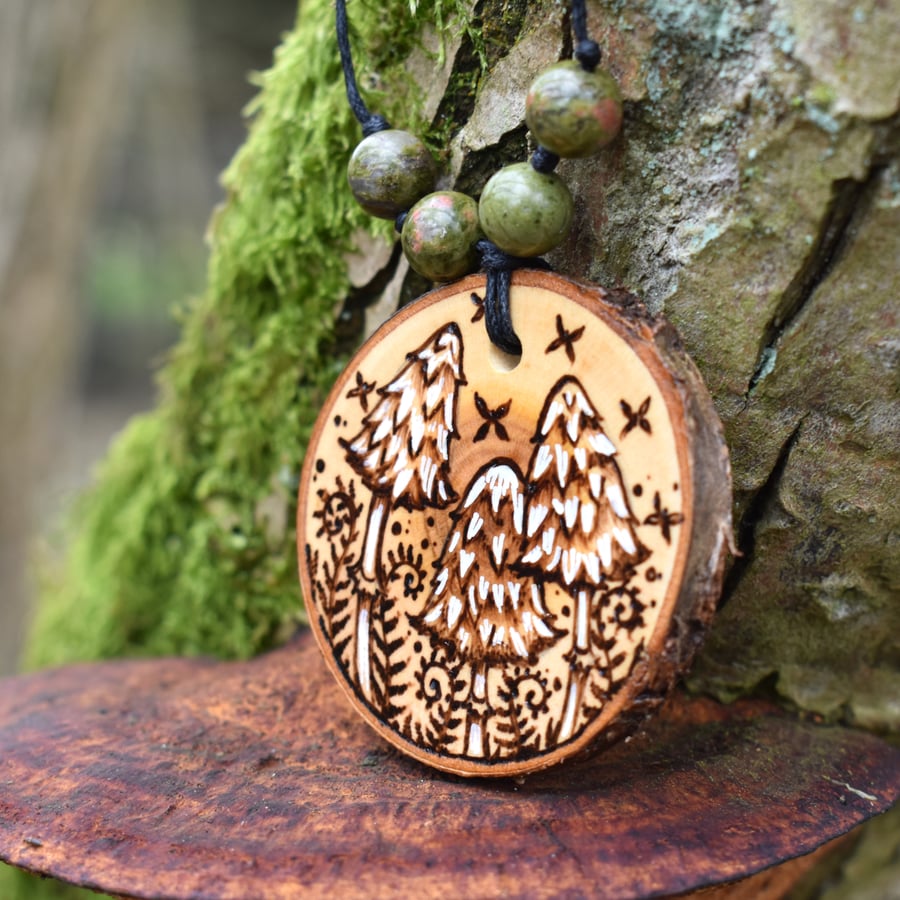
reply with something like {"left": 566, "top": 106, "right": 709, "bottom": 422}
{"left": 297, "top": 1, "right": 733, "bottom": 777}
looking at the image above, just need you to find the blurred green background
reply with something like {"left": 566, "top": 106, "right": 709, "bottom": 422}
{"left": 0, "top": 0, "right": 296, "bottom": 675}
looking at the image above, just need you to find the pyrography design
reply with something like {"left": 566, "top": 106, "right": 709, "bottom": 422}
{"left": 339, "top": 322, "right": 465, "bottom": 708}
{"left": 415, "top": 460, "right": 559, "bottom": 759}
{"left": 518, "top": 376, "right": 650, "bottom": 742}
{"left": 305, "top": 315, "right": 683, "bottom": 763}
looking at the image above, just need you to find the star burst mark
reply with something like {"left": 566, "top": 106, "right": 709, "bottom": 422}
{"left": 346, "top": 370, "right": 376, "bottom": 411}
{"left": 643, "top": 491, "right": 684, "bottom": 544}
{"left": 545, "top": 314, "right": 585, "bottom": 364}
{"left": 620, "top": 396, "right": 652, "bottom": 439}
{"left": 473, "top": 392, "right": 511, "bottom": 442}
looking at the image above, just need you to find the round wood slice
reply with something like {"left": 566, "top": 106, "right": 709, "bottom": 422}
{"left": 297, "top": 270, "right": 732, "bottom": 775}
{"left": 2, "top": 636, "right": 898, "bottom": 899}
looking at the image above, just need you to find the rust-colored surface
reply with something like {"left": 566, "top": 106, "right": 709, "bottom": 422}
{"left": 673, "top": 834, "right": 853, "bottom": 898}
{"left": 0, "top": 631, "right": 897, "bottom": 900}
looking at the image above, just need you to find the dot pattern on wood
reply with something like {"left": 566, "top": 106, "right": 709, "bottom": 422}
{"left": 298, "top": 272, "right": 725, "bottom": 775}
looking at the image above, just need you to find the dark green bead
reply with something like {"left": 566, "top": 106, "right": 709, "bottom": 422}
{"left": 478, "top": 163, "right": 573, "bottom": 257}
{"left": 526, "top": 61, "right": 623, "bottom": 158}
{"left": 401, "top": 192, "right": 481, "bottom": 282}
{"left": 347, "top": 130, "right": 436, "bottom": 219}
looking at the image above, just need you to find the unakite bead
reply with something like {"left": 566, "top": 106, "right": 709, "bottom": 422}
{"left": 401, "top": 191, "right": 481, "bottom": 282}
{"left": 347, "top": 130, "right": 436, "bottom": 219}
{"left": 526, "top": 61, "right": 623, "bottom": 158}
{"left": 478, "top": 163, "right": 573, "bottom": 257}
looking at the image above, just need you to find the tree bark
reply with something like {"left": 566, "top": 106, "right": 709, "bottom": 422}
{"left": 418, "top": 0, "right": 899, "bottom": 731}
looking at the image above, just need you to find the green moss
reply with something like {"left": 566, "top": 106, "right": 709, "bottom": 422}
{"left": 0, "top": 870, "right": 104, "bottom": 900}
{"left": 426, "top": 0, "right": 531, "bottom": 155}
{"left": 25, "top": 0, "right": 477, "bottom": 670}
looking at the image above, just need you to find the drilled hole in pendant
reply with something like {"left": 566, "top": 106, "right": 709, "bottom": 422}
{"left": 488, "top": 342, "right": 522, "bottom": 372}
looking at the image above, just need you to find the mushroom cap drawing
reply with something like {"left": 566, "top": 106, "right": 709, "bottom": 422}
{"left": 417, "top": 460, "right": 557, "bottom": 664}
{"left": 519, "top": 375, "right": 649, "bottom": 586}
{"left": 341, "top": 322, "right": 466, "bottom": 510}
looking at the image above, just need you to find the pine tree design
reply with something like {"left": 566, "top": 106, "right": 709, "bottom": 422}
{"left": 517, "top": 375, "right": 649, "bottom": 742}
{"left": 340, "top": 322, "right": 466, "bottom": 704}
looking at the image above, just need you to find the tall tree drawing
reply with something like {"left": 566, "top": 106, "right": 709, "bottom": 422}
{"left": 341, "top": 322, "right": 466, "bottom": 703}
{"left": 517, "top": 375, "right": 649, "bottom": 742}
{"left": 416, "top": 460, "right": 556, "bottom": 758}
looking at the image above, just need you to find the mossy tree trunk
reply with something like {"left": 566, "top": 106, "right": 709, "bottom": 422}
{"left": 11, "top": 0, "right": 898, "bottom": 894}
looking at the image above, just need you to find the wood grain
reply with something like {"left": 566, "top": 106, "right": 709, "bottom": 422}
{"left": 0, "top": 631, "right": 897, "bottom": 900}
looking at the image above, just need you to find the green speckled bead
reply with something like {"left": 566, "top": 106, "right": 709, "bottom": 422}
{"left": 526, "top": 61, "right": 623, "bottom": 158}
{"left": 347, "top": 130, "right": 436, "bottom": 219}
{"left": 401, "top": 191, "right": 481, "bottom": 282}
{"left": 478, "top": 163, "right": 573, "bottom": 257}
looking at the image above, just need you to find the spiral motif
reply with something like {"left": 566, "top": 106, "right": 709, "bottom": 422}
{"left": 516, "top": 674, "right": 549, "bottom": 717}
{"left": 321, "top": 492, "right": 356, "bottom": 536}
{"left": 419, "top": 662, "right": 452, "bottom": 703}
{"left": 386, "top": 546, "right": 427, "bottom": 601}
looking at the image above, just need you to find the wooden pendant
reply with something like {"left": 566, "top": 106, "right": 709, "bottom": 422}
{"left": 297, "top": 271, "right": 732, "bottom": 776}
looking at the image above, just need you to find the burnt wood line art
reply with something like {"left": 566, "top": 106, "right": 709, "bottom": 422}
{"left": 545, "top": 313, "right": 585, "bottom": 363}
{"left": 346, "top": 370, "right": 376, "bottom": 411}
{"left": 469, "top": 292, "right": 486, "bottom": 323}
{"left": 518, "top": 376, "right": 650, "bottom": 742}
{"left": 307, "top": 476, "right": 362, "bottom": 646}
{"left": 298, "top": 273, "right": 732, "bottom": 777}
{"left": 305, "top": 317, "right": 682, "bottom": 763}
{"left": 301, "top": 285, "right": 700, "bottom": 768}
{"left": 643, "top": 490, "right": 685, "bottom": 544}
{"left": 417, "top": 459, "right": 559, "bottom": 665}
{"left": 339, "top": 323, "right": 466, "bottom": 702}
{"left": 472, "top": 392, "right": 511, "bottom": 442}
{"left": 620, "top": 396, "right": 652, "bottom": 438}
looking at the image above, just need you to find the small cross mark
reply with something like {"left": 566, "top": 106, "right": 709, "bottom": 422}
{"left": 470, "top": 292, "right": 485, "bottom": 323}
{"left": 346, "top": 370, "right": 376, "bottom": 411}
{"left": 545, "top": 314, "right": 585, "bottom": 363}
{"left": 620, "top": 396, "right": 652, "bottom": 438}
{"left": 643, "top": 491, "right": 684, "bottom": 544}
{"left": 473, "top": 392, "right": 511, "bottom": 442}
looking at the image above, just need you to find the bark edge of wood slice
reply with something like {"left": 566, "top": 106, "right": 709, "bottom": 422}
{"left": 297, "top": 270, "right": 733, "bottom": 776}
